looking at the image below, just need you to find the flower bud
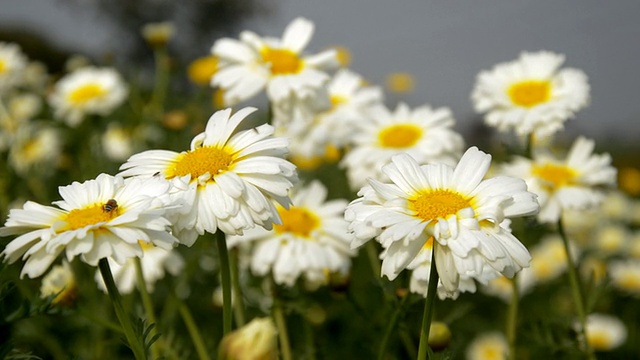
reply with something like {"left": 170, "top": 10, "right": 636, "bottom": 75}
{"left": 428, "top": 321, "right": 452, "bottom": 351}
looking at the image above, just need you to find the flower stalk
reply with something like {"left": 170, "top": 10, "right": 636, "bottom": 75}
{"left": 417, "top": 246, "right": 439, "bottom": 360}
{"left": 216, "top": 231, "right": 233, "bottom": 335}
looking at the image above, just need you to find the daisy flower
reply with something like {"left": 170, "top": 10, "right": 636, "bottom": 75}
{"left": 211, "top": 17, "right": 337, "bottom": 105}
{"left": 95, "top": 241, "right": 184, "bottom": 294}
{"left": 40, "top": 261, "right": 77, "bottom": 306}
{"left": 466, "top": 332, "right": 509, "bottom": 360}
{"left": 0, "top": 42, "right": 28, "bottom": 94}
{"left": 118, "top": 107, "right": 297, "bottom": 245}
{"left": 9, "top": 124, "right": 61, "bottom": 176}
{"left": 501, "top": 137, "right": 617, "bottom": 223}
{"left": 227, "top": 180, "right": 355, "bottom": 288}
{"left": 49, "top": 66, "right": 128, "bottom": 126}
{"left": 584, "top": 313, "right": 627, "bottom": 351}
{"left": 527, "top": 234, "right": 579, "bottom": 283}
{"left": 0, "top": 174, "right": 179, "bottom": 278}
{"left": 341, "top": 102, "right": 465, "bottom": 190}
{"left": 345, "top": 147, "right": 539, "bottom": 294}
{"left": 608, "top": 259, "right": 640, "bottom": 296}
{"left": 471, "top": 51, "right": 589, "bottom": 137}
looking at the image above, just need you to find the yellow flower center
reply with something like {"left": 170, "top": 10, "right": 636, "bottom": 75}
{"left": 411, "top": 189, "right": 471, "bottom": 222}
{"left": 188, "top": 55, "right": 218, "bottom": 86}
{"left": 587, "top": 332, "right": 611, "bottom": 351}
{"left": 507, "top": 80, "right": 551, "bottom": 108}
{"left": 617, "top": 273, "right": 640, "bottom": 291}
{"left": 166, "top": 146, "right": 233, "bottom": 181}
{"left": 0, "top": 60, "right": 6, "bottom": 74}
{"left": 330, "top": 95, "right": 347, "bottom": 108}
{"left": 67, "top": 83, "right": 105, "bottom": 105}
{"left": 378, "top": 124, "right": 423, "bottom": 148}
{"left": 481, "top": 346, "right": 504, "bottom": 360}
{"left": 59, "top": 202, "right": 119, "bottom": 232}
{"left": 260, "top": 47, "right": 303, "bottom": 75}
{"left": 532, "top": 163, "right": 577, "bottom": 189}
{"left": 274, "top": 206, "right": 320, "bottom": 238}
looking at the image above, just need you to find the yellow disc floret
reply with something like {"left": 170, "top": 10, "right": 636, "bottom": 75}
{"left": 67, "top": 83, "right": 105, "bottom": 105}
{"left": 532, "top": 163, "right": 577, "bottom": 189}
{"left": 378, "top": 124, "right": 423, "bottom": 148}
{"left": 167, "top": 146, "right": 233, "bottom": 181}
{"left": 260, "top": 47, "right": 303, "bottom": 75}
{"left": 507, "top": 80, "right": 551, "bottom": 108}
{"left": 411, "top": 189, "right": 472, "bottom": 222}
{"left": 0, "top": 60, "right": 6, "bottom": 74}
{"left": 274, "top": 206, "right": 320, "bottom": 238}
{"left": 59, "top": 202, "right": 119, "bottom": 232}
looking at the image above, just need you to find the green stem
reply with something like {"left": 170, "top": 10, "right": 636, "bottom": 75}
{"left": 303, "top": 317, "right": 317, "bottom": 360}
{"left": 229, "top": 247, "right": 246, "bottom": 327}
{"left": 216, "top": 231, "right": 233, "bottom": 334}
{"left": 272, "top": 285, "right": 293, "bottom": 360}
{"left": 506, "top": 275, "right": 520, "bottom": 360}
{"left": 176, "top": 294, "right": 212, "bottom": 360}
{"left": 134, "top": 257, "right": 160, "bottom": 360}
{"left": 417, "top": 246, "right": 439, "bottom": 360}
{"left": 365, "top": 241, "right": 382, "bottom": 277}
{"left": 377, "top": 295, "right": 409, "bottom": 360}
{"left": 98, "top": 258, "right": 147, "bottom": 360}
{"left": 148, "top": 47, "right": 170, "bottom": 117}
{"left": 558, "top": 219, "right": 595, "bottom": 360}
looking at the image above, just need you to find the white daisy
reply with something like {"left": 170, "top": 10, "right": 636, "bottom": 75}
{"left": 341, "top": 102, "right": 465, "bottom": 190}
{"left": 49, "top": 66, "right": 128, "bottom": 126}
{"left": 345, "top": 147, "right": 539, "bottom": 294}
{"left": 0, "top": 174, "right": 179, "bottom": 278}
{"left": 102, "top": 123, "right": 135, "bottom": 162}
{"left": 501, "top": 137, "right": 617, "bottom": 223}
{"left": 0, "top": 42, "right": 28, "bottom": 94}
{"left": 227, "top": 180, "right": 355, "bottom": 288}
{"left": 118, "top": 107, "right": 297, "bottom": 245}
{"left": 40, "top": 261, "right": 77, "bottom": 306}
{"left": 527, "top": 234, "right": 579, "bottom": 283}
{"left": 276, "top": 69, "right": 383, "bottom": 160}
{"left": 584, "top": 313, "right": 627, "bottom": 351}
{"left": 9, "top": 124, "right": 62, "bottom": 176}
{"left": 211, "top": 17, "right": 337, "bottom": 105}
{"left": 466, "top": 332, "right": 509, "bottom": 360}
{"left": 608, "top": 259, "right": 640, "bottom": 296}
{"left": 472, "top": 51, "right": 589, "bottom": 137}
{"left": 95, "top": 241, "right": 184, "bottom": 294}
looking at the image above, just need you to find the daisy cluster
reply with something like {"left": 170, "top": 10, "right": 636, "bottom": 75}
{"left": 0, "top": 15, "right": 637, "bottom": 360}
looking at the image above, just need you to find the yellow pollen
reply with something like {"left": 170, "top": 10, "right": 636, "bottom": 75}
{"left": 59, "top": 203, "right": 119, "bottom": 232}
{"left": 587, "top": 332, "right": 611, "bottom": 351}
{"left": 330, "top": 95, "right": 347, "bottom": 108}
{"left": 507, "top": 80, "right": 551, "bottom": 108}
{"left": 411, "top": 189, "right": 471, "bottom": 222}
{"left": 532, "top": 163, "right": 577, "bottom": 189}
{"left": 166, "top": 146, "right": 233, "bottom": 181}
{"left": 0, "top": 60, "right": 6, "bottom": 74}
{"left": 67, "top": 83, "right": 105, "bottom": 105}
{"left": 378, "top": 124, "right": 423, "bottom": 148}
{"left": 274, "top": 206, "right": 320, "bottom": 238}
{"left": 260, "top": 47, "right": 303, "bottom": 75}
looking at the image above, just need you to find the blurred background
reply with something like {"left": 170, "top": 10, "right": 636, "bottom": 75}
{"left": 1, "top": 0, "right": 639, "bottom": 151}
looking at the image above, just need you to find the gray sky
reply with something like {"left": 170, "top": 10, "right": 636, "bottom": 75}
{"left": 2, "top": 0, "right": 640, "bottom": 147}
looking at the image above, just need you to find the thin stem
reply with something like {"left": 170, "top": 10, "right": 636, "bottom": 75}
{"left": 176, "top": 294, "right": 212, "bottom": 360}
{"left": 134, "top": 257, "right": 160, "bottom": 360}
{"left": 148, "top": 47, "right": 170, "bottom": 117}
{"left": 506, "top": 275, "right": 520, "bottom": 360}
{"left": 216, "top": 231, "right": 233, "bottom": 334}
{"left": 377, "top": 295, "right": 409, "bottom": 360}
{"left": 303, "top": 317, "right": 317, "bottom": 360}
{"left": 229, "top": 247, "right": 246, "bottom": 327}
{"left": 417, "top": 246, "right": 439, "bottom": 360}
{"left": 558, "top": 219, "right": 596, "bottom": 360}
{"left": 272, "top": 285, "right": 293, "bottom": 360}
{"left": 98, "top": 258, "right": 147, "bottom": 360}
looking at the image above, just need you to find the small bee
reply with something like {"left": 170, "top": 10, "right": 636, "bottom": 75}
{"left": 103, "top": 199, "right": 118, "bottom": 213}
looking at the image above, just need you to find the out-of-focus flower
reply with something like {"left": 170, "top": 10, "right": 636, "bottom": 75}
{"left": 429, "top": 322, "right": 452, "bottom": 351}
{"left": 528, "top": 234, "right": 578, "bottom": 283}
{"left": 162, "top": 110, "right": 189, "bottom": 131}
{"left": 386, "top": 72, "right": 415, "bottom": 93}
{"left": 608, "top": 260, "right": 640, "bottom": 296}
{"left": 95, "top": 242, "right": 184, "bottom": 294}
{"left": 501, "top": 137, "right": 616, "bottom": 223}
{"left": 211, "top": 17, "right": 337, "bottom": 106}
{"left": 9, "top": 124, "right": 61, "bottom": 176}
{"left": 0, "top": 42, "right": 28, "bottom": 94}
{"left": 102, "top": 124, "right": 135, "bottom": 162}
{"left": 119, "top": 107, "right": 297, "bottom": 245}
{"left": 289, "top": 144, "right": 341, "bottom": 171}
{"left": 187, "top": 55, "right": 218, "bottom": 86}
{"left": 141, "top": 21, "right": 176, "bottom": 48}
{"left": 584, "top": 313, "right": 627, "bottom": 351}
{"left": 345, "top": 148, "right": 539, "bottom": 295}
{"left": 0, "top": 174, "right": 179, "bottom": 278}
{"left": 218, "top": 317, "right": 277, "bottom": 360}
{"left": 482, "top": 269, "right": 536, "bottom": 303}
{"left": 227, "top": 181, "right": 354, "bottom": 288}
{"left": 472, "top": 51, "right": 589, "bottom": 138}
{"left": 0, "top": 92, "right": 43, "bottom": 151}
{"left": 601, "top": 191, "right": 631, "bottom": 221}
{"left": 49, "top": 67, "right": 128, "bottom": 126}
{"left": 628, "top": 231, "right": 640, "bottom": 258}
{"left": 580, "top": 256, "right": 607, "bottom": 285}
{"left": 341, "top": 102, "right": 464, "bottom": 190}
{"left": 593, "top": 224, "right": 628, "bottom": 255}
{"left": 23, "top": 61, "right": 48, "bottom": 91}
{"left": 332, "top": 45, "right": 352, "bottom": 67}
{"left": 466, "top": 332, "right": 509, "bottom": 360}
{"left": 40, "top": 261, "right": 77, "bottom": 306}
